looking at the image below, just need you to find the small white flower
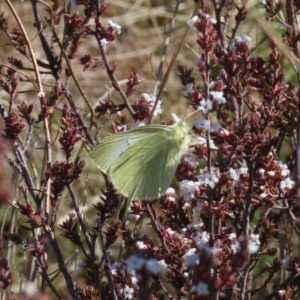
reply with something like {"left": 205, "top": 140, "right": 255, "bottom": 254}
{"left": 239, "top": 167, "right": 248, "bottom": 174}
{"left": 236, "top": 34, "right": 251, "bottom": 44}
{"left": 187, "top": 16, "right": 199, "bottom": 26}
{"left": 100, "top": 38, "right": 109, "bottom": 47}
{"left": 231, "top": 240, "right": 240, "bottom": 254}
{"left": 141, "top": 93, "right": 154, "bottom": 102}
{"left": 121, "top": 285, "right": 134, "bottom": 299}
{"left": 108, "top": 20, "right": 121, "bottom": 34}
{"left": 210, "top": 91, "right": 226, "bottom": 104}
{"left": 229, "top": 34, "right": 250, "bottom": 53}
{"left": 277, "top": 161, "right": 290, "bottom": 177}
{"left": 165, "top": 187, "right": 175, "bottom": 194}
{"left": 229, "top": 167, "right": 248, "bottom": 182}
{"left": 37, "top": 91, "right": 45, "bottom": 97}
{"left": 259, "top": 168, "right": 265, "bottom": 174}
{"left": 187, "top": 221, "right": 204, "bottom": 229}
{"left": 136, "top": 241, "right": 145, "bottom": 250}
{"left": 267, "top": 171, "right": 275, "bottom": 176}
{"left": 164, "top": 187, "right": 176, "bottom": 202}
{"left": 180, "top": 180, "right": 199, "bottom": 200}
{"left": 280, "top": 178, "right": 295, "bottom": 192}
{"left": 182, "top": 82, "right": 194, "bottom": 96}
{"left": 197, "top": 99, "right": 213, "bottom": 115}
{"left": 229, "top": 168, "right": 239, "bottom": 181}
{"left": 198, "top": 171, "right": 219, "bottom": 188}
{"left": 197, "top": 137, "right": 218, "bottom": 150}
{"left": 111, "top": 262, "right": 123, "bottom": 275}
{"left": 248, "top": 234, "right": 260, "bottom": 254}
{"left": 153, "top": 100, "right": 162, "bottom": 116}
{"left": 145, "top": 259, "right": 166, "bottom": 275}
{"left": 195, "top": 281, "right": 209, "bottom": 296}
{"left": 194, "top": 118, "right": 210, "bottom": 130}
{"left": 228, "top": 233, "right": 236, "bottom": 240}
{"left": 183, "top": 248, "right": 196, "bottom": 258}
{"left": 194, "top": 231, "right": 210, "bottom": 244}
{"left": 184, "top": 153, "right": 199, "bottom": 167}
{"left": 142, "top": 93, "right": 162, "bottom": 116}
{"left": 185, "top": 254, "right": 200, "bottom": 266}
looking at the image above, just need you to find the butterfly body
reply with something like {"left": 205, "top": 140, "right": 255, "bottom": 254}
{"left": 89, "top": 120, "right": 190, "bottom": 200}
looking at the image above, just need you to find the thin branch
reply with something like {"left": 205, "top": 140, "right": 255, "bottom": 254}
{"left": 97, "top": 218, "right": 118, "bottom": 300}
{"left": 45, "top": 226, "right": 78, "bottom": 299}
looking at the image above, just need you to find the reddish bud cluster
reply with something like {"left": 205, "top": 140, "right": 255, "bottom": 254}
{"left": 131, "top": 98, "right": 151, "bottom": 121}
{"left": 96, "top": 21, "right": 117, "bottom": 43}
{"left": 126, "top": 72, "right": 143, "bottom": 97}
{"left": 4, "top": 111, "right": 25, "bottom": 140}
{"left": 79, "top": 54, "right": 103, "bottom": 71}
{"left": 0, "top": 11, "right": 7, "bottom": 31}
{"left": 65, "top": 12, "right": 84, "bottom": 36}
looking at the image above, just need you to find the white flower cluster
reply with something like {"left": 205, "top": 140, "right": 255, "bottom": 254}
{"left": 100, "top": 20, "right": 122, "bottom": 49}
{"left": 197, "top": 91, "right": 227, "bottom": 115}
{"left": 229, "top": 34, "right": 251, "bottom": 53}
{"left": 141, "top": 93, "right": 162, "bottom": 117}
{"left": 126, "top": 255, "right": 166, "bottom": 276}
{"left": 178, "top": 169, "right": 219, "bottom": 200}
{"left": 164, "top": 187, "right": 176, "bottom": 202}
{"left": 197, "top": 136, "right": 218, "bottom": 150}
{"left": 111, "top": 262, "right": 136, "bottom": 299}
{"left": 180, "top": 180, "right": 199, "bottom": 200}
{"left": 121, "top": 285, "right": 134, "bottom": 299}
{"left": 194, "top": 118, "right": 221, "bottom": 133}
{"left": 248, "top": 234, "right": 260, "bottom": 254}
{"left": 108, "top": 20, "right": 122, "bottom": 34}
{"left": 258, "top": 155, "right": 294, "bottom": 193}
{"left": 229, "top": 167, "right": 248, "bottom": 181}
{"left": 198, "top": 169, "right": 219, "bottom": 188}
{"left": 184, "top": 153, "right": 199, "bottom": 167}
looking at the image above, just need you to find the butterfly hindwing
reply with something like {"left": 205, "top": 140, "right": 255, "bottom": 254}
{"left": 109, "top": 127, "right": 181, "bottom": 199}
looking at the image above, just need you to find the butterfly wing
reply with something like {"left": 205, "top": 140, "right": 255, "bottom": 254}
{"left": 90, "top": 121, "right": 191, "bottom": 200}
{"left": 89, "top": 125, "right": 165, "bottom": 173}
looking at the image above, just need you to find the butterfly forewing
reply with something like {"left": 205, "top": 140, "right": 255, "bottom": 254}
{"left": 89, "top": 127, "right": 164, "bottom": 173}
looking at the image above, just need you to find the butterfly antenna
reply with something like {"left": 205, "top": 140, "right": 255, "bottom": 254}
{"left": 148, "top": 1, "right": 201, "bottom": 125}
{"left": 184, "top": 109, "right": 200, "bottom": 121}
